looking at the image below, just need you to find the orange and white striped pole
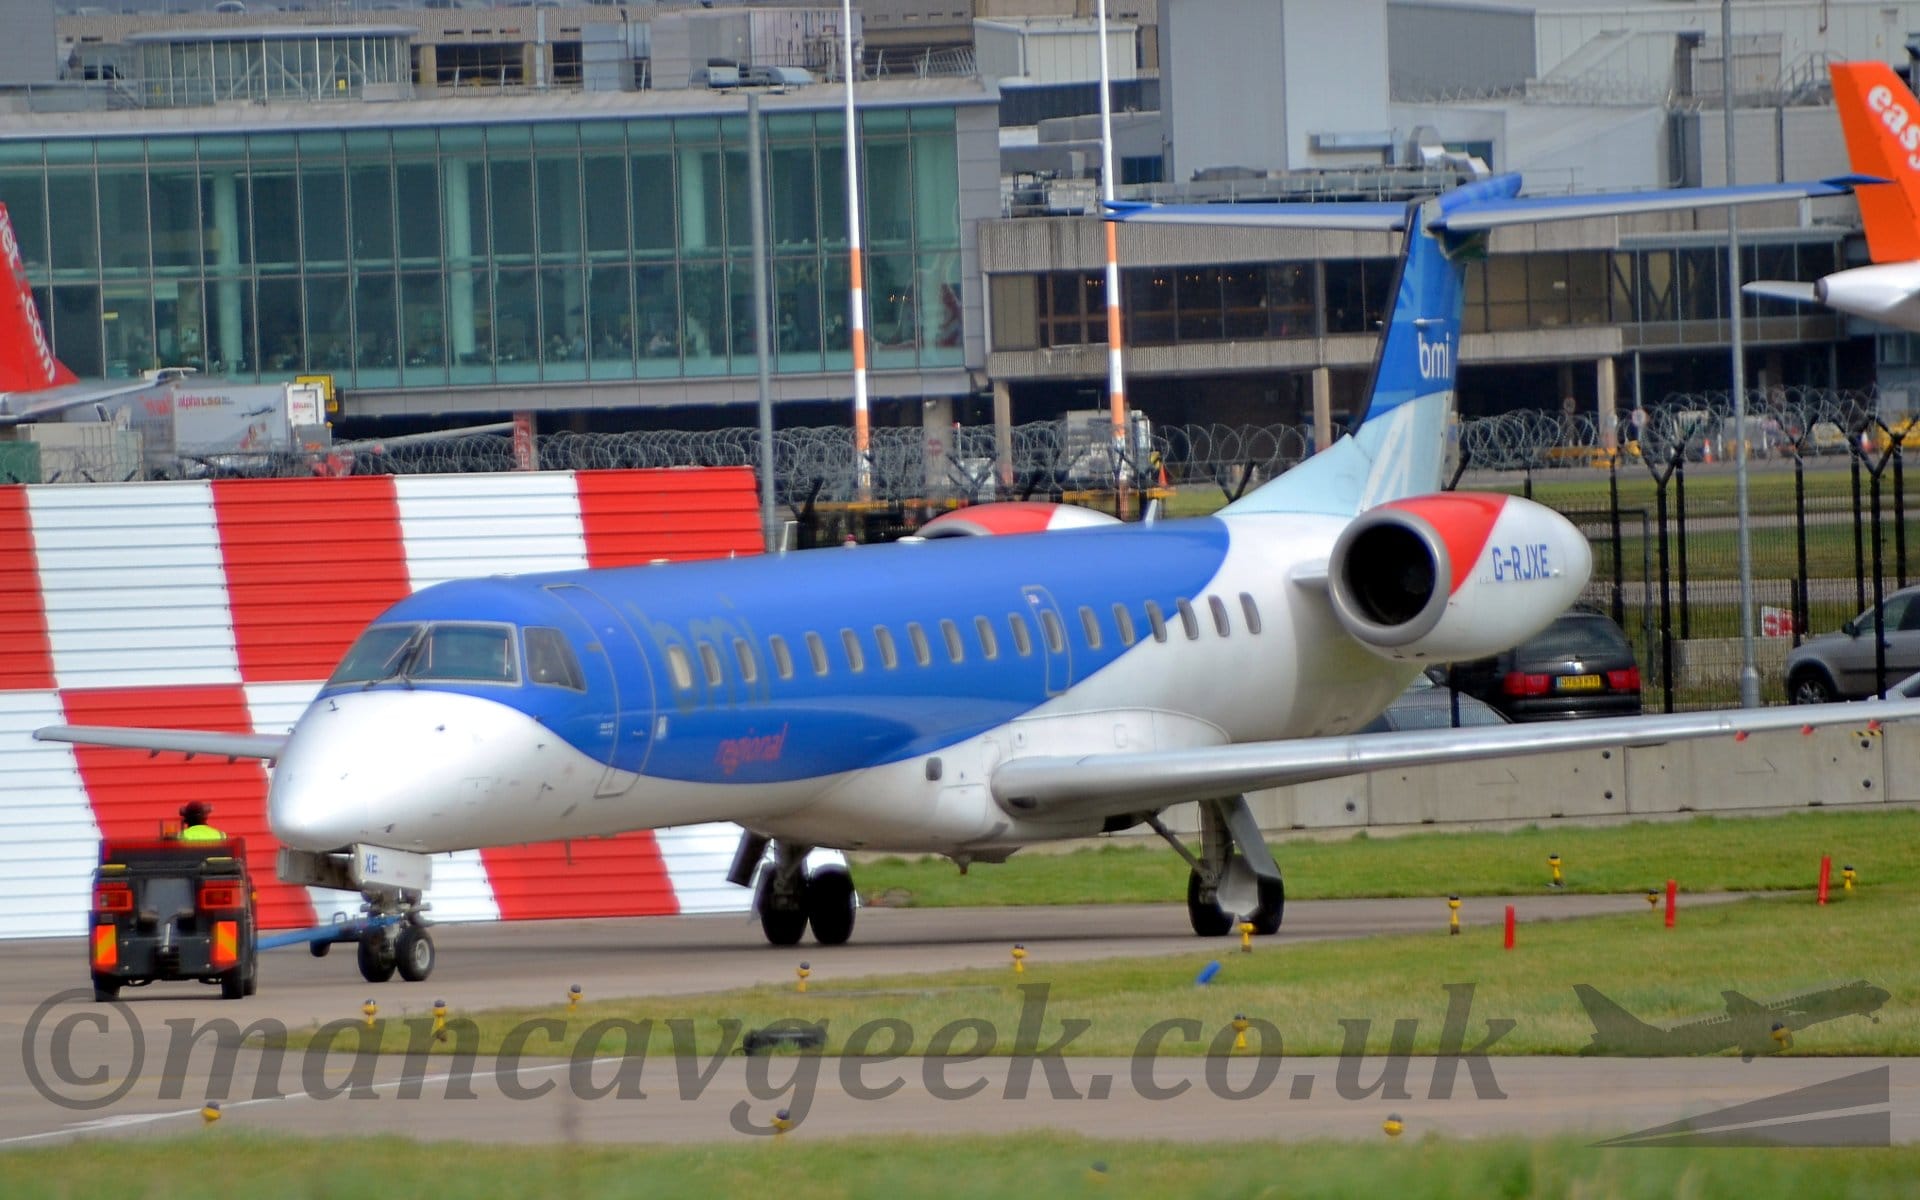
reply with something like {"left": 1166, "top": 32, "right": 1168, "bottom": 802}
{"left": 841, "top": 0, "right": 871, "bottom": 500}
{"left": 1097, "top": 0, "right": 1130, "bottom": 517}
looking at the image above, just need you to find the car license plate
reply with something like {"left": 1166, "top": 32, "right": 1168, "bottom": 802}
{"left": 1556, "top": 674, "right": 1603, "bottom": 692}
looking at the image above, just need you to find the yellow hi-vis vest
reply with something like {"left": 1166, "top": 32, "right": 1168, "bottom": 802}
{"left": 180, "top": 824, "right": 227, "bottom": 842}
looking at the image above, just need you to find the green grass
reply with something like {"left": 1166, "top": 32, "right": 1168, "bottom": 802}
{"left": 280, "top": 884, "right": 1919, "bottom": 1060}
{"left": 6, "top": 1133, "right": 1919, "bottom": 1199}
{"left": 855, "top": 809, "right": 1920, "bottom": 908}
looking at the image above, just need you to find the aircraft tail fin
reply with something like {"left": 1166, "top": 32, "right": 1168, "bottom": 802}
{"left": 1722, "top": 989, "right": 1767, "bottom": 1016}
{"left": 1829, "top": 61, "right": 1920, "bottom": 264}
{"left": 1574, "top": 983, "right": 1662, "bottom": 1049}
{"left": 0, "top": 202, "right": 76, "bottom": 395}
{"left": 1222, "top": 177, "right": 1515, "bottom": 517}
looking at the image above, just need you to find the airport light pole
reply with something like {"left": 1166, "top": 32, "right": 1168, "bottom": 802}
{"left": 1724, "top": 0, "right": 1760, "bottom": 709}
{"left": 748, "top": 93, "right": 777, "bottom": 553}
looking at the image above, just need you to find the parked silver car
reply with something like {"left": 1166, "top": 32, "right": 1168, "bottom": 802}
{"left": 1784, "top": 585, "right": 1920, "bottom": 702}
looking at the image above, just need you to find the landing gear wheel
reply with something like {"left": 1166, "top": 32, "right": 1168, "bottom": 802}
{"left": 92, "top": 975, "right": 120, "bottom": 1004}
{"left": 357, "top": 931, "right": 397, "bottom": 983}
{"left": 756, "top": 873, "right": 808, "bottom": 946}
{"left": 1186, "top": 868, "right": 1233, "bottom": 937}
{"left": 1247, "top": 873, "right": 1284, "bottom": 936}
{"left": 806, "top": 866, "right": 857, "bottom": 946}
{"left": 309, "top": 940, "right": 331, "bottom": 959}
{"left": 396, "top": 926, "right": 435, "bottom": 982}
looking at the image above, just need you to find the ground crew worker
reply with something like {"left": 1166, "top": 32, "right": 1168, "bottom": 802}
{"left": 178, "top": 801, "right": 226, "bottom": 842}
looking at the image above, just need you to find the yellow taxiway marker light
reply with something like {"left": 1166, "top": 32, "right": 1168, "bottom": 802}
{"left": 1646, "top": 889, "right": 1660, "bottom": 911}
{"left": 1087, "top": 1161, "right": 1109, "bottom": 1183}
{"left": 201, "top": 1101, "right": 222, "bottom": 1124}
{"left": 1383, "top": 1113, "right": 1404, "bottom": 1138}
{"left": 361, "top": 999, "right": 377, "bottom": 1028}
{"left": 432, "top": 999, "right": 448, "bottom": 1041}
{"left": 1844, "top": 865, "right": 1857, "bottom": 892}
{"left": 1011, "top": 943, "right": 1027, "bottom": 974}
{"left": 1239, "top": 922, "right": 1255, "bottom": 953}
{"left": 796, "top": 962, "right": 811, "bottom": 993}
{"left": 1771, "top": 1022, "right": 1792, "bottom": 1050}
{"left": 1232, "top": 1014, "right": 1250, "bottom": 1052}
{"left": 1548, "top": 853, "right": 1564, "bottom": 889}
{"left": 567, "top": 984, "right": 582, "bottom": 1014}
{"left": 772, "top": 1108, "right": 794, "bottom": 1138}
{"left": 1447, "top": 894, "right": 1461, "bottom": 936}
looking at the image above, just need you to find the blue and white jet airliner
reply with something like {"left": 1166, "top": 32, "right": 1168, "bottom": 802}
{"left": 41, "top": 173, "right": 1920, "bottom": 984}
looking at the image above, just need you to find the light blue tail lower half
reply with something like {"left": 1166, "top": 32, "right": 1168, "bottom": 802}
{"left": 1224, "top": 179, "right": 1512, "bottom": 518}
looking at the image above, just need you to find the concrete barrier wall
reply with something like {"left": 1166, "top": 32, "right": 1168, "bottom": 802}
{"left": 1142, "top": 718, "right": 1919, "bottom": 837}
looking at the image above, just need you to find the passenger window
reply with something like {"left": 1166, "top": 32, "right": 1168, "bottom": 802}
{"left": 907, "top": 622, "right": 932, "bottom": 667}
{"left": 769, "top": 634, "right": 794, "bottom": 680}
{"left": 697, "top": 641, "right": 723, "bottom": 687}
{"left": 1112, "top": 604, "right": 1136, "bottom": 647}
{"left": 1209, "top": 595, "right": 1231, "bottom": 637}
{"left": 974, "top": 616, "right": 999, "bottom": 660}
{"left": 1078, "top": 606, "right": 1102, "bottom": 649}
{"left": 1176, "top": 599, "right": 1200, "bottom": 640}
{"left": 1144, "top": 600, "right": 1168, "bottom": 643}
{"left": 806, "top": 631, "right": 829, "bottom": 676}
{"left": 1007, "top": 613, "right": 1033, "bottom": 656}
{"left": 841, "top": 629, "right": 865, "bottom": 673}
{"left": 732, "top": 637, "right": 758, "bottom": 685}
{"left": 940, "top": 618, "right": 965, "bottom": 663}
{"left": 524, "top": 627, "right": 585, "bottom": 690}
{"left": 1040, "top": 610, "right": 1066, "bottom": 654}
{"left": 1239, "top": 593, "right": 1263, "bottom": 635}
{"left": 666, "top": 644, "right": 694, "bottom": 691}
{"left": 874, "top": 626, "right": 899, "bottom": 670}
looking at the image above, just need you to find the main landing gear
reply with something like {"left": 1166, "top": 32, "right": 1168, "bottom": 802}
{"left": 1148, "top": 795, "right": 1284, "bottom": 938}
{"left": 732, "top": 834, "right": 856, "bottom": 947}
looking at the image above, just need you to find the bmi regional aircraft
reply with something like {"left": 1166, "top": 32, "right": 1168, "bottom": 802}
{"left": 36, "top": 172, "right": 1920, "bottom": 985}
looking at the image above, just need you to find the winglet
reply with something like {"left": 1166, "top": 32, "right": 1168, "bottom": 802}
{"left": 1829, "top": 61, "right": 1920, "bottom": 263}
{"left": 0, "top": 203, "right": 77, "bottom": 394}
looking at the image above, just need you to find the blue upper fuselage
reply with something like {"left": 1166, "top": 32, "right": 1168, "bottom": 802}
{"left": 317, "top": 519, "right": 1237, "bottom": 785}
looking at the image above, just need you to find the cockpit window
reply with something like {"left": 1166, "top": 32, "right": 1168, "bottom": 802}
{"left": 524, "top": 627, "right": 586, "bottom": 691}
{"left": 328, "top": 624, "right": 424, "bottom": 685}
{"left": 412, "top": 624, "right": 519, "bottom": 683}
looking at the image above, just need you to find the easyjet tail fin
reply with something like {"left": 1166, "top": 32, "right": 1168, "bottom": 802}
{"left": 1830, "top": 61, "right": 1920, "bottom": 264}
{"left": 0, "top": 202, "right": 77, "bottom": 394}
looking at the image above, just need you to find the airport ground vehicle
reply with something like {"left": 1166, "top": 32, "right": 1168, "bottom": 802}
{"left": 1447, "top": 610, "right": 1643, "bottom": 722}
{"left": 1784, "top": 585, "right": 1920, "bottom": 702}
{"left": 89, "top": 835, "right": 257, "bottom": 1002}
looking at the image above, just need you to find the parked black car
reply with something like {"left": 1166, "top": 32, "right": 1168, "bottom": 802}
{"left": 1445, "top": 609, "right": 1643, "bottom": 722}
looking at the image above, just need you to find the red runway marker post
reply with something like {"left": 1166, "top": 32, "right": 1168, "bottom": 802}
{"left": 1818, "top": 855, "right": 1832, "bottom": 906}
{"left": 1503, "top": 904, "right": 1515, "bottom": 949}
{"left": 1664, "top": 879, "right": 1677, "bottom": 928}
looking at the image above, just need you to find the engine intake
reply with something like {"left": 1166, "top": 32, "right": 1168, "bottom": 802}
{"left": 1327, "top": 493, "right": 1590, "bottom": 662}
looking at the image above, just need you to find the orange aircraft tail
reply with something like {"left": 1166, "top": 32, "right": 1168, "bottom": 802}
{"left": 1831, "top": 61, "right": 1920, "bottom": 263}
{"left": 0, "top": 202, "right": 77, "bottom": 394}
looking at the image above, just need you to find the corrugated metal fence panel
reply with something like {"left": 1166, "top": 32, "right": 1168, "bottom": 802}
{"left": 29, "top": 482, "right": 242, "bottom": 690}
{"left": 213, "top": 477, "right": 413, "bottom": 684}
{"left": 0, "top": 469, "right": 766, "bottom": 940}
{"left": 577, "top": 467, "right": 764, "bottom": 564}
{"left": 0, "top": 691, "right": 100, "bottom": 940}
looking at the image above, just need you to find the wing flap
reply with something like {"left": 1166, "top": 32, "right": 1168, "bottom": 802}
{"left": 34, "top": 724, "right": 288, "bottom": 762}
{"left": 1742, "top": 280, "right": 1819, "bottom": 305}
{"left": 990, "top": 699, "right": 1920, "bottom": 823}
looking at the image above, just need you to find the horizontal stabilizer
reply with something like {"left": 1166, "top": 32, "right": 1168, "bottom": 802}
{"left": 1743, "top": 280, "right": 1819, "bottom": 305}
{"left": 35, "top": 724, "right": 288, "bottom": 762}
{"left": 1427, "top": 178, "right": 1869, "bottom": 232}
{"left": 990, "top": 697, "right": 1920, "bottom": 822}
{"left": 1103, "top": 199, "right": 1407, "bottom": 232}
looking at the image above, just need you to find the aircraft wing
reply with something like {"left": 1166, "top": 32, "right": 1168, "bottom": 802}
{"left": 1743, "top": 280, "right": 1820, "bottom": 306}
{"left": 991, "top": 698, "right": 1920, "bottom": 822}
{"left": 34, "top": 725, "right": 288, "bottom": 762}
{"left": 0, "top": 378, "right": 166, "bottom": 427}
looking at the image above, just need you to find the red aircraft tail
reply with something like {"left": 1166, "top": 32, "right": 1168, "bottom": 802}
{"left": 1830, "top": 61, "right": 1920, "bottom": 264}
{"left": 0, "top": 202, "right": 77, "bottom": 394}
